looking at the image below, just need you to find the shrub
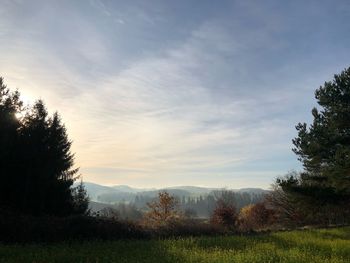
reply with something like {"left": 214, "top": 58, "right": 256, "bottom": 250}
{"left": 210, "top": 199, "right": 237, "bottom": 229}
{"left": 264, "top": 183, "right": 305, "bottom": 227}
{"left": 237, "top": 202, "right": 275, "bottom": 232}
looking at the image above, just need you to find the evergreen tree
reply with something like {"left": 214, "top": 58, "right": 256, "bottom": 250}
{"left": 72, "top": 180, "right": 90, "bottom": 215}
{"left": 0, "top": 78, "right": 23, "bottom": 210}
{"left": 277, "top": 67, "right": 350, "bottom": 224}
{"left": 0, "top": 78, "right": 88, "bottom": 216}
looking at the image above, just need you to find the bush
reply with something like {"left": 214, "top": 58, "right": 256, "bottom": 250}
{"left": 210, "top": 200, "right": 237, "bottom": 229}
{"left": 237, "top": 202, "right": 275, "bottom": 232}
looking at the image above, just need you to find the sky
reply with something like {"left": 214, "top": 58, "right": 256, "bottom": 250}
{"left": 1, "top": 0, "right": 349, "bottom": 189}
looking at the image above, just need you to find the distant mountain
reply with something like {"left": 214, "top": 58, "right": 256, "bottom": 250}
{"left": 137, "top": 189, "right": 192, "bottom": 198}
{"left": 112, "top": 185, "right": 156, "bottom": 193}
{"left": 80, "top": 182, "right": 268, "bottom": 204}
{"left": 165, "top": 186, "right": 221, "bottom": 194}
{"left": 79, "top": 182, "right": 121, "bottom": 200}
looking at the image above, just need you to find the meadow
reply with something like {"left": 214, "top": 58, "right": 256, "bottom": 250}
{"left": 0, "top": 227, "right": 349, "bottom": 263}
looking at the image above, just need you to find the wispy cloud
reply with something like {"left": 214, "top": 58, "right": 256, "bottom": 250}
{"left": 66, "top": 19, "right": 302, "bottom": 187}
{"left": 1, "top": 0, "right": 349, "bottom": 188}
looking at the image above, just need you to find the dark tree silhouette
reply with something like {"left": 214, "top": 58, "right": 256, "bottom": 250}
{"left": 0, "top": 78, "right": 23, "bottom": 211}
{"left": 72, "top": 180, "right": 90, "bottom": 215}
{"left": 277, "top": 67, "right": 350, "bottom": 224}
{"left": 0, "top": 78, "right": 88, "bottom": 216}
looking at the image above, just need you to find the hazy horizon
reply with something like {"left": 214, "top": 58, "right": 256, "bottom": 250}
{"left": 82, "top": 181, "right": 269, "bottom": 190}
{"left": 1, "top": 0, "right": 349, "bottom": 188}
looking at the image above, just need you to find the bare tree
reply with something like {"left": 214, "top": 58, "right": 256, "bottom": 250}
{"left": 143, "top": 191, "right": 181, "bottom": 226}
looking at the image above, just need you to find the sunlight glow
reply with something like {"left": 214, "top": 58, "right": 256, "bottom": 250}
{"left": 15, "top": 112, "right": 23, "bottom": 119}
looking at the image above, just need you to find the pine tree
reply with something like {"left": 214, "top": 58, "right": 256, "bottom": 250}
{"left": 0, "top": 78, "right": 89, "bottom": 216}
{"left": 277, "top": 67, "right": 350, "bottom": 224}
{"left": 0, "top": 77, "right": 23, "bottom": 210}
{"left": 72, "top": 180, "right": 90, "bottom": 215}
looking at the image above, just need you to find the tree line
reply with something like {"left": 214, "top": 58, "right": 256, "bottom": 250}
{"left": 134, "top": 190, "right": 265, "bottom": 218}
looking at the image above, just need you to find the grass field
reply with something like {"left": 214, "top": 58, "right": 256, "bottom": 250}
{"left": 0, "top": 227, "right": 349, "bottom": 263}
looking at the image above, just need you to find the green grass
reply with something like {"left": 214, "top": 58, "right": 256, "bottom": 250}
{"left": 1, "top": 227, "right": 349, "bottom": 263}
